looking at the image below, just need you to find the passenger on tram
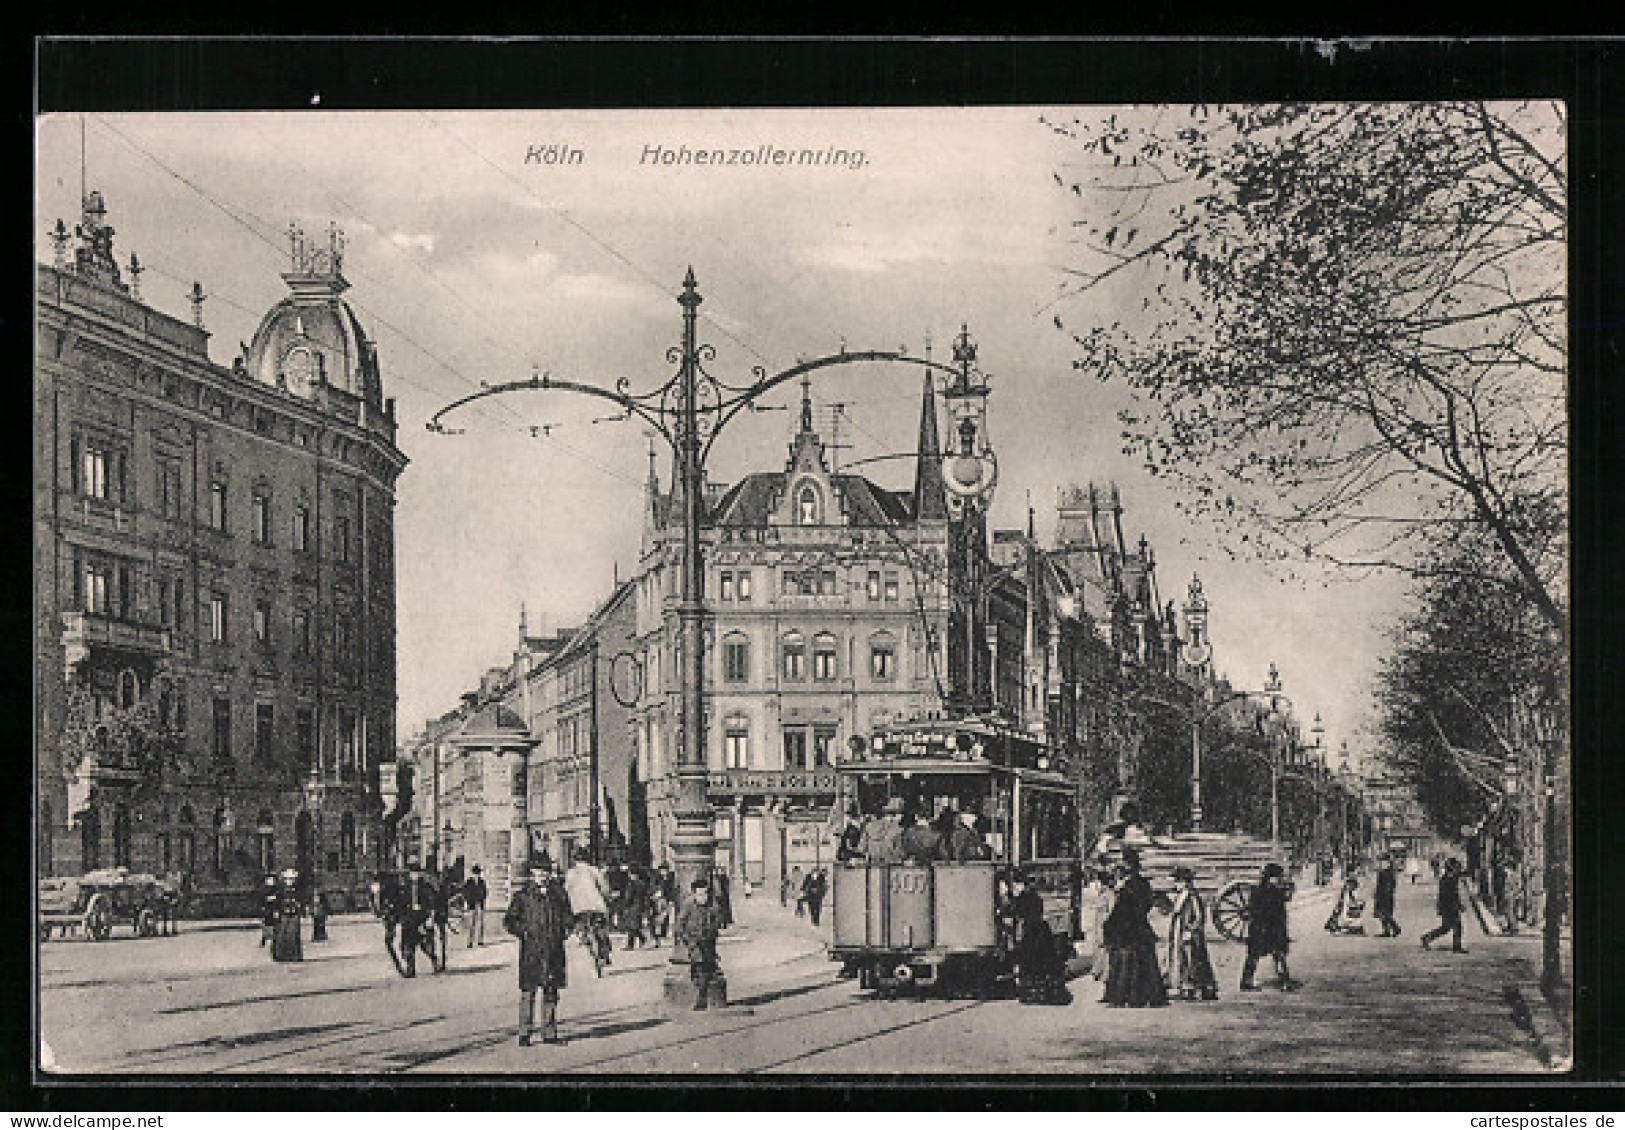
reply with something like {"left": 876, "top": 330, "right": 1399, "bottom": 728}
{"left": 899, "top": 809, "right": 946, "bottom": 863}
{"left": 947, "top": 810, "right": 991, "bottom": 862}
{"left": 857, "top": 797, "right": 906, "bottom": 863}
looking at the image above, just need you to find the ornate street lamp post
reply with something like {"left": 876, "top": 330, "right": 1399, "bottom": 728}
{"left": 1532, "top": 690, "right": 1565, "bottom": 1000}
{"left": 430, "top": 269, "right": 956, "bottom": 1008}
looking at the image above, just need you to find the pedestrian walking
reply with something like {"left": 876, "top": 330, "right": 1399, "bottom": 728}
{"left": 397, "top": 863, "right": 437, "bottom": 978}
{"left": 1420, "top": 858, "right": 1469, "bottom": 953}
{"left": 1240, "top": 863, "right": 1299, "bottom": 991}
{"left": 430, "top": 864, "right": 455, "bottom": 972}
{"left": 1324, "top": 869, "right": 1366, "bottom": 935}
{"left": 1373, "top": 854, "right": 1402, "bottom": 938}
{"left": 504, "top": 860, "right": 572, "bottom": 1046}
{"left": 270, "top": 869, "right": 304, "bottom": 963}
{"left": 1101, "top": 847, "right": 1168, "bottom": 1007}
{"left": 623, "top": 866, "right": 651, "bottom": 950}
{"left": 790, "top": 866, "right": 805, "bottom": 917}
{"left": 311, "top": 888, "right": 330, "bottom": 943}
{"left": 648, "top": 874, "right": 670, "bottom": 947}
{"left": 803, "top": 868, "right": 828, "bottom": 926}
{"left": 259, "top": 875, "right": 278, "bottom": 948}
{"left": 676, "top": 878, "right": 727, "bottom": 1010}
{"left": 1081, "top": 867, "right": 1113, "bottom": 982}
{"left": 463, "top": 865, "right": 488, "bottom": 947}
{"left": 713, "top": 867, "right": 734, "bottom": 928}
{"left": 1166, "top": 867, "right": 1219, "bottom": 1001}
{"left": 564, "top": 848, "right": 613, "bottom": 975}
{"left": 1004, "top": 870, "right": 1072, "bottom": 1005}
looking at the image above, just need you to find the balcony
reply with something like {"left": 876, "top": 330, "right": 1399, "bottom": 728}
{"left": 62, "top": 610, "right": 172, "bottom": 670}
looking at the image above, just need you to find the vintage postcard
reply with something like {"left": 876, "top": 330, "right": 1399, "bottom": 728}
{"left": 33, "top": 83, "right": 1571, "bottom": 1078}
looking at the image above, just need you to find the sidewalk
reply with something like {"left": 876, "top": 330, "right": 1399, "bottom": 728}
{"left": 1465, "top": 883, "right": 1572, "bottom": 1069}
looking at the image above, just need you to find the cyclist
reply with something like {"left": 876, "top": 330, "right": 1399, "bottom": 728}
{"left": 564, "top": 847, "right": 613, "bottom": 975}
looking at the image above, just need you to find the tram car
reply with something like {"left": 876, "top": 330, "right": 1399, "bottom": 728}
{"left": 829, "top": 719, "right": 1082, "bottom": 997}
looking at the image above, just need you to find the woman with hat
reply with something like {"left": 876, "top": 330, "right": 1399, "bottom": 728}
{"left": 1165, "top": 866, "right": 1219, "bottom": 1001}
{"left": 270, "top": 868, "right": 304, "bottom": 963}
{"left": 1240, "top": 862, "right": 1298, "bottom": 991}
{"left": 1101, "top": 847, "right": 1168, "bottom": 1007}
{"left": 1005, "top": 869, "right": 1073, "bottom": 1005}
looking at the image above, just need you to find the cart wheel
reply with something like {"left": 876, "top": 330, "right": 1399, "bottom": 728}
{"left": 136, "top": 908, "right": 156, "bottom": 937}
{"left": 1211, "top": 880, "right": 1253, "bottom": 943}
{"left": 86, "top": 894, "right": 113, "bottom": 941}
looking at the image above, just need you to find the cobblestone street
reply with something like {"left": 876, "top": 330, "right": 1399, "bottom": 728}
{"left": 39, "top": 873, "right": 1561, "bottom": 1076}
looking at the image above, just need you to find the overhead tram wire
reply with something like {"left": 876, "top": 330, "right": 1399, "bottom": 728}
{"left": 416, "top": 113, "right": 785, "bottom": 374}
{"left": 238, "top": 116, "right": 544, "bottom": 382}
{"left": 87, "top": 116, "right": 528, "bottom": 430}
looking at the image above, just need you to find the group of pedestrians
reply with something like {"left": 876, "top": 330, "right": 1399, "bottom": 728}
{"left": 1322, "top": 852, "right": 1469, "bottom": 953}
{"left": 782, "top": 867, "right": 829, "bottom": 925}
{"left": 503, "top": 849, "right": 726, "bottom": 1046}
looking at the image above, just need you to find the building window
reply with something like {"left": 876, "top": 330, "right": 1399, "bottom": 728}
{"left": 296, "top": 707, "right": 316, "bottom": 771}
{"left": 813, "top": 632, "right": 838, "bottom": 681}
{"left": 81, "top": 808, "right": 100, "bottom": 871}
{"left": 256, "top": 810, "right": 276, "bottom": 873}
{"left": 737, "top": 570, "right": 752, "bottom": 602}
{"left": 254, "top": 599, "right": 272, "bottom": 647}
{"left": 340, "top": 812, "right": 357, "bottom": 869}
{"left": 783, "top": 727, "right": 808, "bottom": 770}
{"left": 781, "top": 631, "right": 806, "bottom": 680}
{"left": 255, "top": 703, "right": 275, "bottom": 765}
{"left": 177, "top": 807, "right": 196, "bottom": 872}
{"left": 867, "top": 571, "right": 881, "bottom": 601}
{"left": 723, "top": 716, "right": 750, "bottom": 769}
{"left": 337, "top": 707, "right": 358, "bottom": 776}
{"left": 335, "top": 514, "right": 352, "bottom": 564}
{"left": 293, "top": 505, "right": 311, "bottom": 553}
{"left": 870, "top": 633, "right": 897, "bottom": 681}
{"left": 82, "top": 559, "right": 112, "bottom": 615}
{"left": 212, "top": 696, "right": 232, "bottom": 760}
{"left": 818, "top": 570, "right": 837, "bottom": 596}
{"left": 797, "top": 484, "right": 819, "bottom": 525}
{"left": 155, "top": 458, "right": 182, "bottom": 519}
{"left": 293, "top": 609, "right": 311, "bottom": 656}
{"left": 722, "top": 633, "right": 750, "bottom": 683}
{"left": 813, "top": 726, "right": 837, "bottom": 768}
{"left": 208, "top": 481, "right": 228, "bottom": 532}
{"left": 336, "top": 616, "right": 354, "bottom": 664}
{"left": 719, "top": 571, "right": 733, "bottom": 602}
{"left": 80, "top": 443, "right": 110, "bottom": 500}
{"left": 251, "top": 491, "right": 271, "bottom": 545}
{"left": 209, "top": 593, "right": 228, "bottom": 643}
{"left": 173, "top": 578, "right": 186, "bottom": 632}
{"left": 157, "top": 578, "right": 172, "bottom": 627}
{"left": 212, "top": 809, "right": 229, "bottom": 876}
{"left": 884, "top": 572, "right": 900, "bottom": 602}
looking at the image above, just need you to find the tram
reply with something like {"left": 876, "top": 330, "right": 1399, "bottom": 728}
{"left": 829, "top": 718, "right": 1083, "bottom": 997}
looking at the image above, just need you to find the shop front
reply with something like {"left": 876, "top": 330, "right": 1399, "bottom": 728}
{"left": 707, "top": 768, "right": 840, "bottom": 895}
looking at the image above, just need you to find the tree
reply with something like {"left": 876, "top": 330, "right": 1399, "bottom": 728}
{"left": 1373, "top": 531, "right": 1564, "bottom": 842}
{"left": 1047, "top": 102, "right": 1567, "bottom": 638}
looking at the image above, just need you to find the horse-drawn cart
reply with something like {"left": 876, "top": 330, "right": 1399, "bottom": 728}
{"left": 39, "top": 869, "right": 178, "bottom": 941}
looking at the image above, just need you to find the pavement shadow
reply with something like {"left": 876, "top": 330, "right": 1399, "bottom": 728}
{"left": 157, "top": 982, "right": 373, "bottom": 1015}
{"left": 565, "top": 1016, "right": 669, "bottom": 1042}
{"left": 728, "top": 980, "right": 831, "bottom": 1009}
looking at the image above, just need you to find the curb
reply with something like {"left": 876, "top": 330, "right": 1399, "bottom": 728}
{"left": 1504, "top": 975, "right": 1572, "bottom": 1072}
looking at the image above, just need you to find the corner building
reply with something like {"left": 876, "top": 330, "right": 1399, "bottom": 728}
{"left": 35, "top": 196, "right": 407, "bottom": 912}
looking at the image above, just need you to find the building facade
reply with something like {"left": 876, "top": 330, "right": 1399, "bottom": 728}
{"left": 36, "top": 195, "right": 406, "bottom": 911}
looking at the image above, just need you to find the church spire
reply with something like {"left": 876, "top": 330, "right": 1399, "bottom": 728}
{"left": 913, "top": 369, "right": 947, "bottom": 520}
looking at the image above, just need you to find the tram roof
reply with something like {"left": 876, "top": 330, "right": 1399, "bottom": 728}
{"left": 838, "top": 757, "right": 1074, "bottom": 790}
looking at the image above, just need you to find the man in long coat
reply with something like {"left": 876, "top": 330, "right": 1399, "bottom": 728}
{"left": 1373, "top": 854, "right": 1401, "bottom": 937}
{"left": 1420, "top": 858, "right": 1468, "bottom": 952}
{"left": 505, "top": 862, "right": 572, "bottom": 1046}
{"left": 1240, "top": 862, "right": 1298, "bottom": 991}
{"left": 270, "top": 869, "right": 304, "bottom": 963}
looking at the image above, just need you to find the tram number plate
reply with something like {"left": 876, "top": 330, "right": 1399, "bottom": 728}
{"left": 889, "top": 872, "right": 930, "bottom": 895}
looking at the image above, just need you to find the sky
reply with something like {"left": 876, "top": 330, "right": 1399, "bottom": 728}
{"left": 36, "top": 107, "right": 1414, "bottom": 767}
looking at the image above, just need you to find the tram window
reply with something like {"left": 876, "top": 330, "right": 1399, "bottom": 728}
{"left": 1019, "top": 789, "right": 1078, "bottom": 861}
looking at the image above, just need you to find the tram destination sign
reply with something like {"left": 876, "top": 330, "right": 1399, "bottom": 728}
{"left": 708, "top": 769, "right": 839, "bottom": 795}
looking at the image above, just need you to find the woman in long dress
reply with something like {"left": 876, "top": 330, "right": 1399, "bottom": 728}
{"left": 1101, "top": 848, "right": 1168, "bottom": 1008}
{"left": 270, "top": 869, "right": 304, "bottom": 963}
{"left": 1165, "top": 866, "right": 1219, "bottom": 1000}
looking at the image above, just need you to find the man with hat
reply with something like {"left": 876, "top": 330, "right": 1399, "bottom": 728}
{"left": 1240, "top": 862, "right": 1298, "bottom": 991}
{"left": 270, "top": 868, "right": 304, "bottom": 963}
{"left": 1420, "top": 858, "right": 1468, "bottom": 953}
{"left": 504, "top": 858, "right": 572, "bottom": 1046}
{"left": 675, "top": 878, "right": 727, "bottom": 1011}
{"left": 463, "top": 864, "right": 489, "bottom": 948}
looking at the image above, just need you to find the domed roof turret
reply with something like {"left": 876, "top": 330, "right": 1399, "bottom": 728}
{"left": 243, "top": 222, "right": 383, "bottom": 409}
